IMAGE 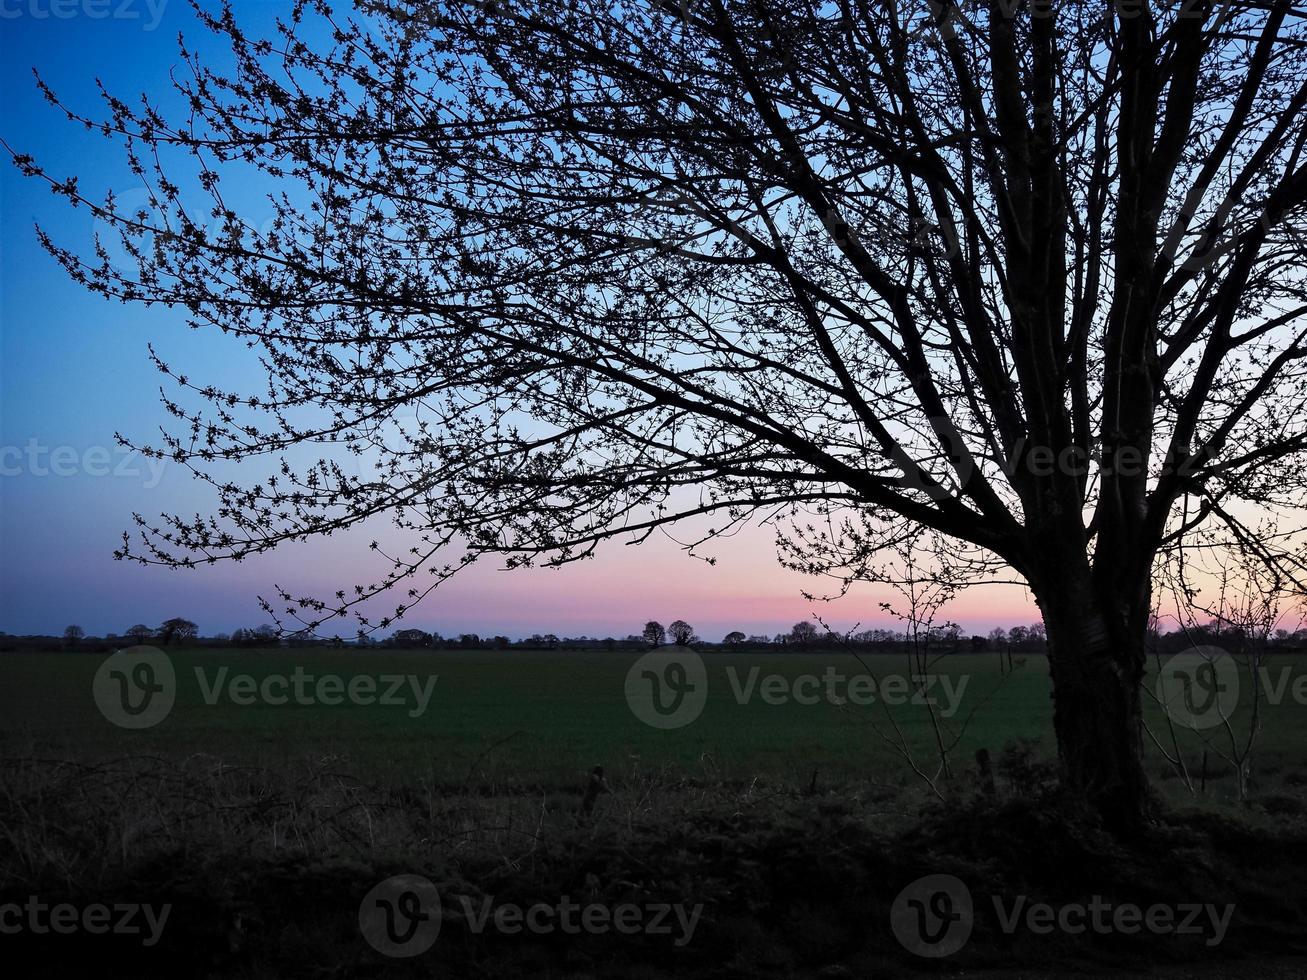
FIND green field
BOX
[4,647,1305,801]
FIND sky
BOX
[0,1,1039,640]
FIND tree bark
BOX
[1034,573,1153,831]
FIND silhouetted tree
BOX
[22,1,1307,825]
[62,625,84,648]
[125,624,153,643]
[642,621,666,647]
[668,620,695,645]
[156,618,197,645]
[723,630,747,645]
[391,628,432,648]
[790,621,819,645]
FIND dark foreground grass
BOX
[1,754,1305,978]
[3,648,1307,976]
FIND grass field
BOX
[3,647,1306,797]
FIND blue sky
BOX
[0,2,1036,639]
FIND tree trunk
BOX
[1035,578,1153,831]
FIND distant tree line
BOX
[4,618,1304,656]
[7,617,212,653]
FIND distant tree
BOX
[668,620,694,645]
[723,631,747,646]
[747,635,771,645]
[988,627,1010,649]
[62,625,84,648]
[391,628,432,647]
[125,624,153,643]
[970,635,987,652]
[157,618,198,645]
[790,621,819,645]
[1008,625,1031,647]
[642,621,666,647]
